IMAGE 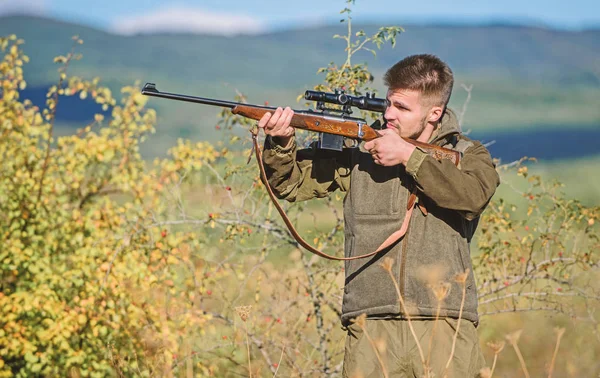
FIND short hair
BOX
[383,54,454,108]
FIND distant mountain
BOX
[2,15,599,89]
[1,15,599,160]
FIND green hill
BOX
[1,15,599,156]
[2,16,599,86]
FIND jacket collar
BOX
[428,108,461,145]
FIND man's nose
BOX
[383,106,394,121]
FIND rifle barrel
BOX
[141,83,275,110]
[141,83,369,122]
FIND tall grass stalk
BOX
[506,330,530,378]
[235,306,253,378]
[426,281,450,370]
[353,315,389,378]
[244,321,252,378]
[547,328,565,378]
[426,301,442,367]
[442,271,469,377]
[381,258,427,372]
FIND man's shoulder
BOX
[440,133,493,160]
[453,134,497,163]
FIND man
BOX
[258,54,500,377]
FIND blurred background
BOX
[1,0,599,203]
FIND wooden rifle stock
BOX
[233,104,461,165]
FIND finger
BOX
[377,128,396,136]
[284,107,294,125]
[364,140,375,151]
[282,107,294,135]
[267,107,284,129]
[273,107,293,134]
[257,112,272,129]
[379,128,396,134]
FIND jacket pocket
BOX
[350,162,402,216]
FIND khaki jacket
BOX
[262,109,500,325]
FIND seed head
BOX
[380,257,394,273]
[234,305,252,322]
[554,327,566,338]
[505,330,522,345]
[431,281,451,302]
[487,340,506,354]
[479,367,492,378]
[454,268,470,284]
[416,264,448,287]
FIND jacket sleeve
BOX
[404,140,500,220]
[262,136,352,202]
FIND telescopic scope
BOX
[304,90,389,113]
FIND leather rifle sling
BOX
[251,131,459,261]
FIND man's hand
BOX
[258,107,295,148]
[364,128,416,166]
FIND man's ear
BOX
[428,105,444,123]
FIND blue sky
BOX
[1,0,599,35]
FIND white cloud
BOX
[111,6,266,36]
[0,0,47,16]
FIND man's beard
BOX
[405,115,429,139]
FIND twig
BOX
[457,83,473,128]
[272,344,286,377]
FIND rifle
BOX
[141,83,460,162]
[141,83,460,261]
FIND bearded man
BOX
[259,54,499,377]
